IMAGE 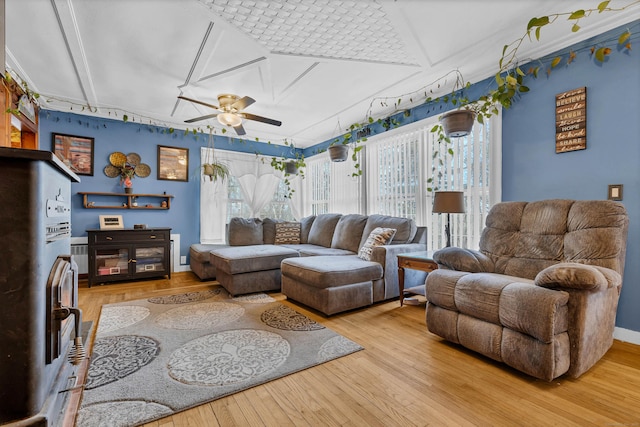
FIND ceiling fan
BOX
[178,93,282,136]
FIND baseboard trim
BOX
[614,326,640,345]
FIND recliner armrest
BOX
[534,262,621,291]
[433,247,494,273]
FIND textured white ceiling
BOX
[5,0,639,148]
[203,0,418,64]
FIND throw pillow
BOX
[358,227,396,261]
[274,222,301,244]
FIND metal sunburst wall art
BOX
[104,152,151,193]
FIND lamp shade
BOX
[433,191,465,214]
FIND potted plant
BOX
[440,109,476,138]
[120,165,135,193]
[328,144,349,162]
[202,162,229,182]
[270,147,306,199]
[284,160,298,175]
[201,128,230,183]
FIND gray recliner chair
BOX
[425,199,628,381]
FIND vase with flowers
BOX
[121,165,135,193]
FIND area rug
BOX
[76,287,363,426]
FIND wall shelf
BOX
[78,191,174,210]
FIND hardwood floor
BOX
[78,272,640,426]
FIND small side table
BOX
[397,251,438,306]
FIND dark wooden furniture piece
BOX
[79,191,174,209]
[87,228,171,287]
[397,250,437,306]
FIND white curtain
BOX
[200,148,282,243]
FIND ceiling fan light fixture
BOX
[218,112,242,127]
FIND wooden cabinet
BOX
[1,78,38,149]
[87,228,171,287]
[78,192,174,209]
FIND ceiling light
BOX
[218,112,242,127]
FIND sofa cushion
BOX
[262,218,283,244]
[331,214,368,252]
[189,243,228,263]
[275,222,301,244]
[210,245,298,275]
[299,247,355,257]
[307,213,342,247]
[228,217,263,246]
[358,227,396,261]
[281,255,382,288]
[299,215,316,244]
[360,215,416,247]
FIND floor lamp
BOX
[433,191,465,247]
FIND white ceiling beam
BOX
[50,0,99,110]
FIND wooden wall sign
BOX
[555,87,586,153]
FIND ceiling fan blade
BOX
[178,95,220,110]
[184,113,219,123]
[231,96,255,111]
[241,113,282,127]
[233,123,246,136]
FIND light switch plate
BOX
[608,184,623,201]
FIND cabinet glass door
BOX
[95,248,129,277]
[135,246,165,274]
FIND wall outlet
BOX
[180,255,187,264]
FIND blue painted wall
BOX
[502,21,640,333]
[39,111,292,263]
[39,20,639,333]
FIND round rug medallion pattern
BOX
[261,304,325,331]
[148,289,222,304]
[317,336,363,363]
[85,335,160,390]
[155,302,244,330]
[77,400,173,427]
[96,306,150,334]
[167,329,290,386]
[232,293,276,304]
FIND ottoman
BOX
[210,245,299,296]
[281,255,383,315]
[189,243,228,280]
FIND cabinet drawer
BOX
[91,231,168,243]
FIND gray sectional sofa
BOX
[190,213,428,314]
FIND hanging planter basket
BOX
[284,161,298,175]
[328,145,349,162]
[202,162,229,182]
[440,110,476,138]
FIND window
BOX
[307,157,330,215]
[366,110,501,250]
[225,177,296,222]
[258,180,295,221]
[303,151,364,217]
[226,176,251,220]
[200,148,297,243]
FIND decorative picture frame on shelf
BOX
[52,133,95,175]
[157,145,189,182]
[99,214,124,230]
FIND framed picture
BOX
[99,215,124,230]
[157,145,189,182]
[52,133,95,176]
